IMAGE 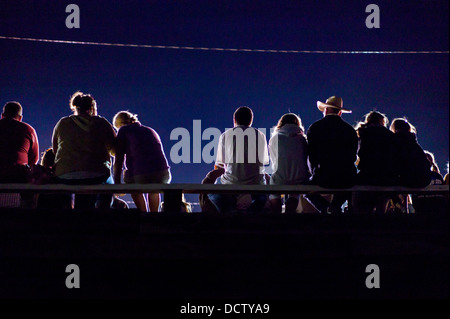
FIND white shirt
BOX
[215,125,269,185]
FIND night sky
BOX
[1,0,448,209]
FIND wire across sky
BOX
[1,35,448,54]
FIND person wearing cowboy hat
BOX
[303,96,358,214]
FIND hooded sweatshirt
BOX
[269,123,310,185]
[52,115,116,177]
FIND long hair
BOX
[424,150,440,174]
[275,113,304,132]
[40,148,55,169]
[355,111,389,137]
[356,110,388,128]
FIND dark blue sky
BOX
[1,1,449,206]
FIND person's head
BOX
[70,91,97,116]
[2,101,23,121]
[356,110,389,130]
[390,118,416,134]
[365,111,388,127]
[276,113,304,132]
[424,150,440,174]
[317,96,351,117]
[40,148,55,169]
[112,111,139,130]
[233,106,253,127]
[324,107,342,116]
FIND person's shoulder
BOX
[9,119,38,134]
[339,117,354,126]
[59,115,72,121]
[374,125,394,135]
[21,121,38,133]
[341,118,357,133]
[395,131,417,144]
[268,130,278,140]
[94,115,111,123]
[141,123,157,133]
[135,123,159,137]
[93,115,114,128]
[55,115,73,125]
[307,117,325,130]
[254,127,267,136]
[298,132,308,142]
[222,127,236,136]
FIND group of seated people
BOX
[201,99,448,215]
[0,93,448,214]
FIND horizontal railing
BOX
[1,183,448,212]
[0,183,448,194]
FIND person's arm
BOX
[306,127,317,172]
[113,131,125,184]
[214,133,225,169]
[28,128,40,165]
[260,131,269,166]
[351,129,359,166]
[268,134,278,172]
[51,121,60,158]
[104,118,117,157]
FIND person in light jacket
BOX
[269,113,310,214]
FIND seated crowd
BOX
[0,93,448,214]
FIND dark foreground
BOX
[0,208,448,300]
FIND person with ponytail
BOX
[52,91,116,210]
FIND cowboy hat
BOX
[317,96,352,113]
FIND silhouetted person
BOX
[390,118,431,187]
[52,91,116,210]
[208,106,269,214]
[388,118,430,214]
[268,113,310,214]
[112,110,171,213]
[304,96,358,214]
[31,148,72,210]
[0,101,39,208]
[353,111,396,214]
